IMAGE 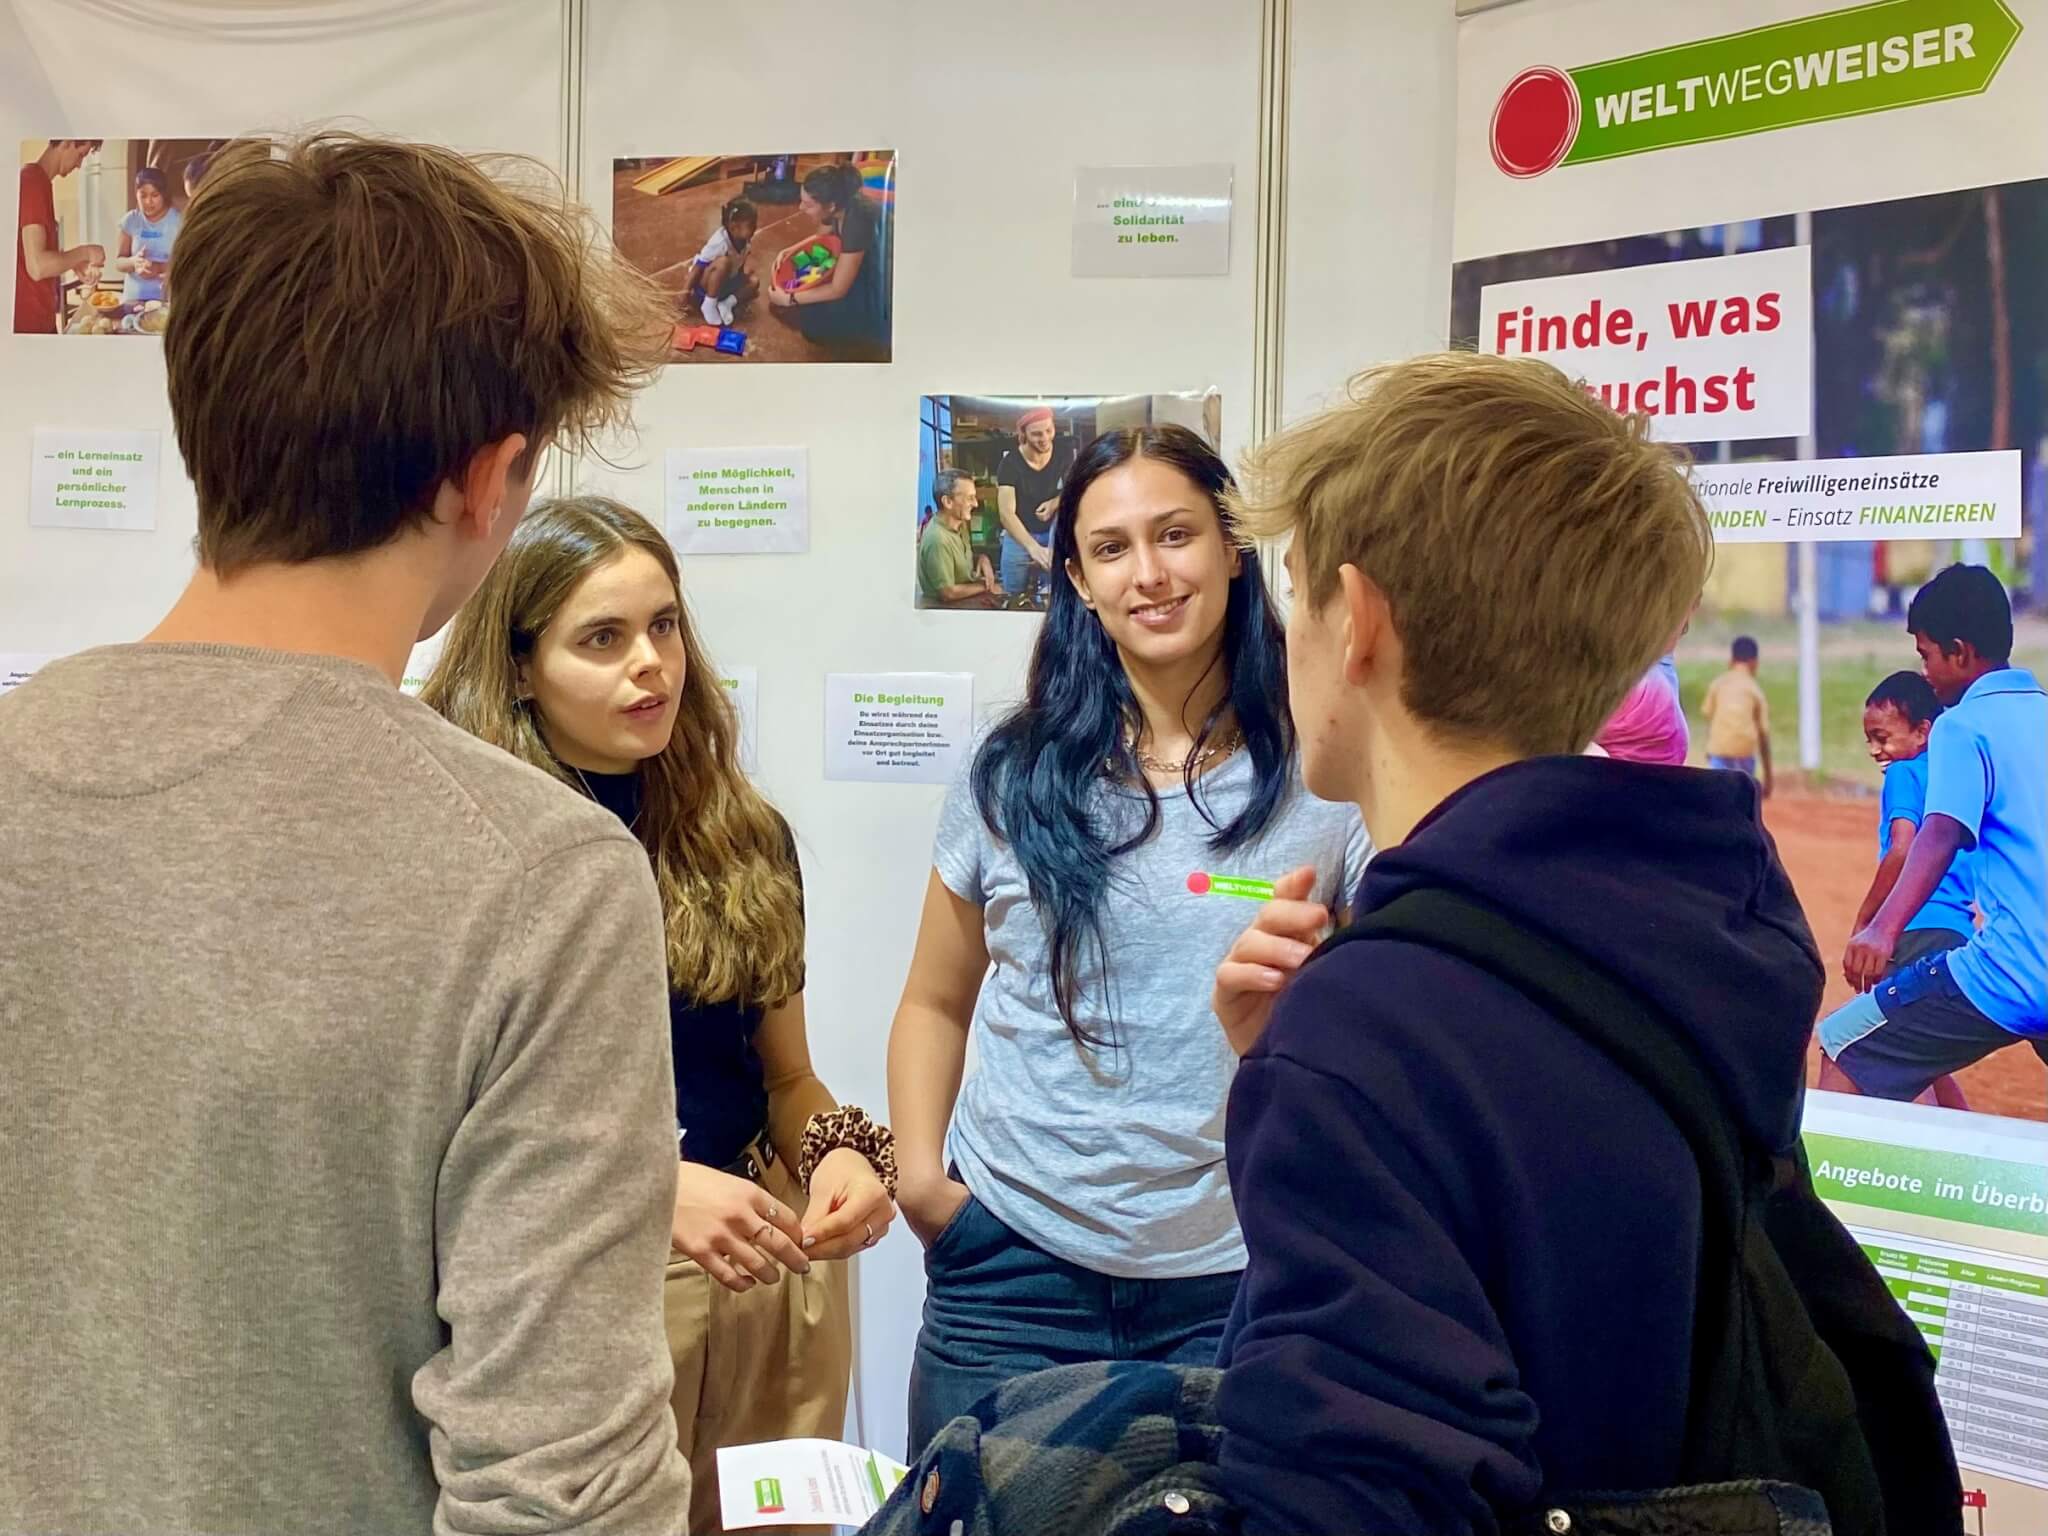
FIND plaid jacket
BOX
[859,1361,1833,1536]
[864,1361,1235,1536]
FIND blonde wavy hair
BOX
[422,497,805,1008]
[1231,352,1712,758]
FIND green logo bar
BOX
[1804,1131,2048,1237]
[1187,871,1276,901]
[753,1477,784,1513]
[1492,1,2022,177]
[864,1453,888,1503]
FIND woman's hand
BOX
[768,286,795,310]
[898,1168,971,1249]
[800,1147,897,1260]
[671,1161,811,1293]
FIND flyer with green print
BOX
[715,1438,910,1529]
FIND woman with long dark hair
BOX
[423,497,895,1534]
[886,425,1369,1453]
[764,162,889,359]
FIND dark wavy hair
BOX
[971,424,1294,1048]
[801,163,861,210]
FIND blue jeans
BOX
[906,1192,1241,1458]
[1708,755,1757,776]
[999,533,1048,602]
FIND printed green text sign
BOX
[1804,1132,2048,1238]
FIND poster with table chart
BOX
[1861,1228,2048,1490]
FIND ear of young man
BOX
[1336,563,1386,687]
[452,433,533,543]
[415,433,534,644]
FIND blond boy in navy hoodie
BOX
[1210,354,1821,1535]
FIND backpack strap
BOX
[1320,886,1757,1476]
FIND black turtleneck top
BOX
[579,769,801,1169]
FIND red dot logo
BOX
[1491,66,1580,179]
[1187,871,1212,896]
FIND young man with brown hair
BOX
[15,138,106,333]
[0,134,686,1532]
[1209,354,1831,1533]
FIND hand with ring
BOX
[799,1146,897,1260]
[670,1162,811,1293]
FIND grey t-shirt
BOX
[937,746,1370,1278]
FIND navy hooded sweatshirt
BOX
[1215,755,1823,1536]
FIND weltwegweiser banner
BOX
[1457,3,2046,1528]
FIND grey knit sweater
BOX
[0,644,690,1534]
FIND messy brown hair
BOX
[422,497,805,1009]
[1232,352,1712,758]
[165,132,670,575]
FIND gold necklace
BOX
[1120,726,1243,778]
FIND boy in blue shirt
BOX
[1819,671,1974,1104]
[1820,565,2048,1100]
[1854,671,1975,958]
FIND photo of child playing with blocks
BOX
[611,149,895,365]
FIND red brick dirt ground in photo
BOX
[1764,789,2045,1123]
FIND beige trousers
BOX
[665,1150,853,1536]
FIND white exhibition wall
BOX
[572,0,1267,1456]
[1,0,1461,1465]
[1281,0,1457,420]
[0,0,566,654]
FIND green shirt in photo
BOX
[918,516,975,600]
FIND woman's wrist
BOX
[797,1106,898,1197]
[673,1158,732,1196]
[813,1144,874,1179]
